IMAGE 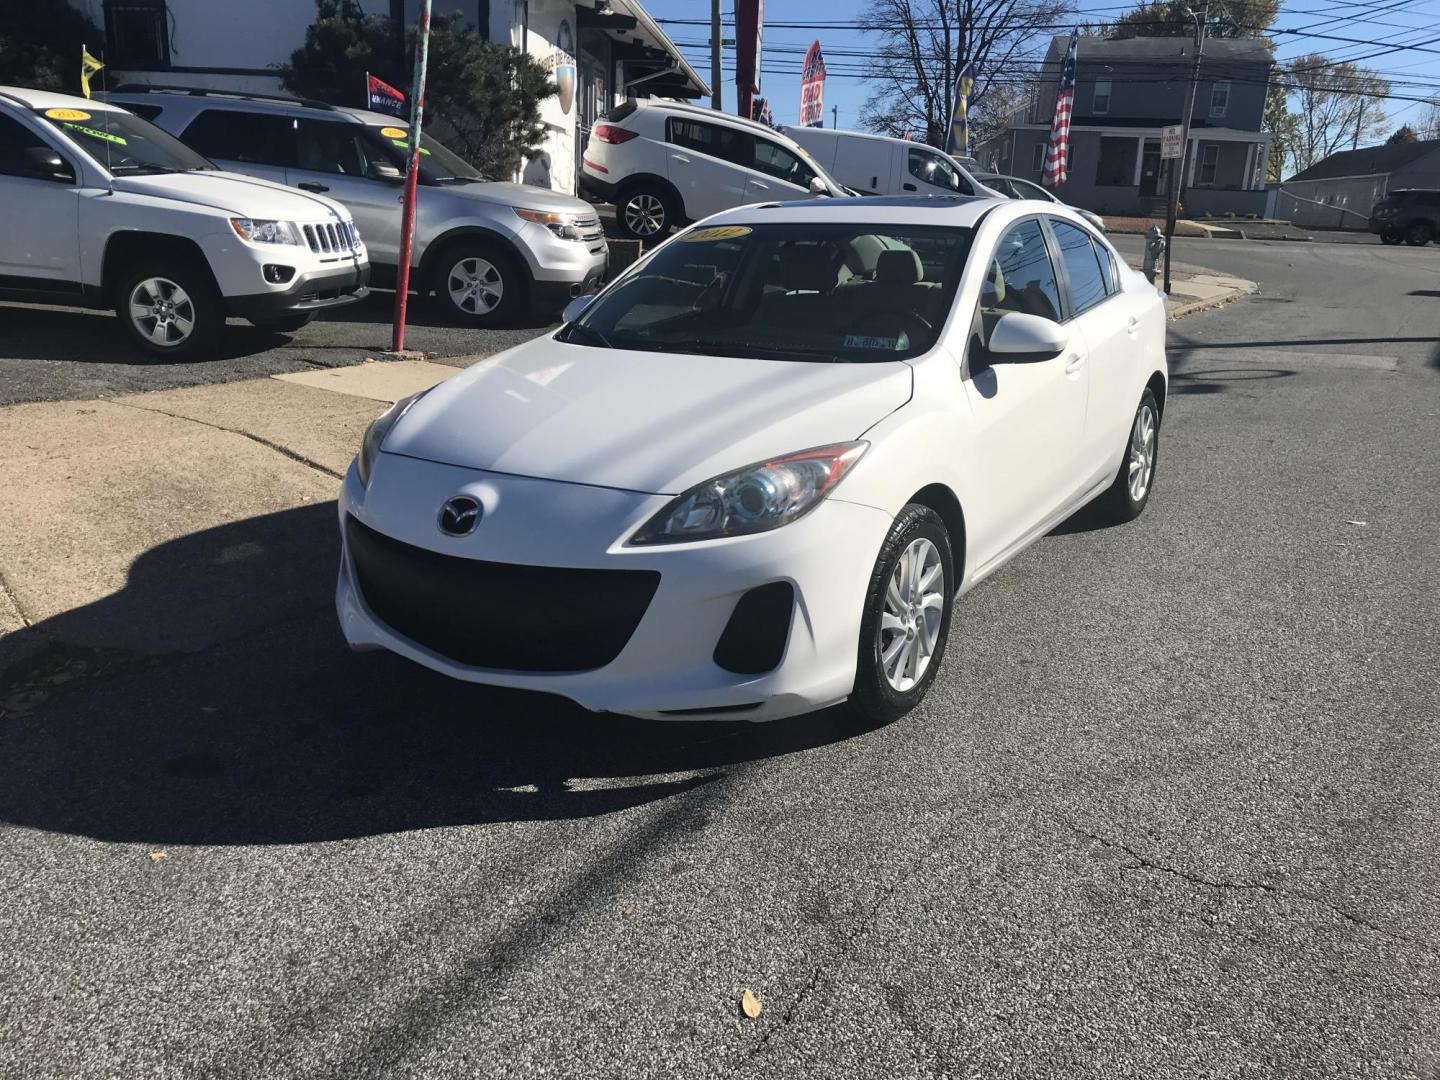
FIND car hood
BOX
[383,337,913,495]
[110,170,351,219]
[437,179,598,216]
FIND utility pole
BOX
[1164,0,1206,296]
[390,0,432,354]
[1352,97,1365,150]
[710,0,722,111]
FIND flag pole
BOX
[390,1,432,354]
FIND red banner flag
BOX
[366,72,406,117]
[799,41,826,127]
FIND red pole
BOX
[390,0,432,353]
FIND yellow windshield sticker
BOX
[679,225,753,242]
[390,139,430,154]
[45,107,91,121]
[63,122,127,145]
[380,126,407,138]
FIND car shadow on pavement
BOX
[331,289,560,332]
[0,302,301,365]
[0,502,874,847]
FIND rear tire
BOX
[616,184,676,242]
[249,312,315,334]
[1404,221,1432,247]
[1379,231,1402,246]
[431,242,524,325]
[115,259,224,360]
[1093,389,1160,525]
[849,504,955,726]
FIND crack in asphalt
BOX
[1047,811,1431,949]
[103,398,345,480]
[0,567,31,628]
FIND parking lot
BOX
[2,234,1438,1079]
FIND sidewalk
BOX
[1126,257,1257,319]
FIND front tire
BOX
[432,243,523,325]
[115,260,224,359]
[1404,221,1432,247]
[1093,389,1160,524]
[850,504,955,726]
[616,184,676,241]
[1379,231,1402,246]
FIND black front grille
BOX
[345,515,659,673]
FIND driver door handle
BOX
[299,181,329,193]
[1126,315,1141,336]
[902,182,917,191]
[672,153,690,164]
[1064,353,1085,375]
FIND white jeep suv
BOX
[0,86,368,357]
[580,100,847,240]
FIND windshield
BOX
[363,124,486,182]
[34,107,215,174]
[562,222,972,363]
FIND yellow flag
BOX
[80,47,104,100]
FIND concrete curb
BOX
[1167,275,1258,320]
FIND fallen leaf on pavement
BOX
[741,989,763,1019]
[1345,520,1367,526]
[621,905,636,916]
[149,850,168,862]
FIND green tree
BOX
[1263,79,1298,180]
[1108,0,1280,38]
[278,1,554,179]
[0,0,105,93]
[1386,125,1417,144]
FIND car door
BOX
[175,108,295,185]
[291,118,402,265]
[664,117,752,220]
[744,135,820,204]
[0,111,81,286]
[961,217,1091,568]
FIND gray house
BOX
[978,34,1275,217]
[1277,140,1440,230]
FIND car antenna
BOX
[86,42,115,195]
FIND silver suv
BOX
[108,87,608,324]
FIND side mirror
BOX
[562,292,597,324]
[23,147,74,183]
[809,176,829,196]
[367,161,403,181]
[985,311,1068,362]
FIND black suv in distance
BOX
[1369,189,1440,246]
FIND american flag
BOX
[1042,32,1078,188]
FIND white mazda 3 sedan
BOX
[337,196,1167,723]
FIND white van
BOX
[780,127,999,200]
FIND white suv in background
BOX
[579,100,846,240]
[0,86,368,357]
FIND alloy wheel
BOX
[623,193,665,237]
[1128,402,1157,502]
[447,257,504,315]
[878,537,946,693]
[128,277,196,348]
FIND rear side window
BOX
[666,117,753,168]
[0,113,53,177]
[123,103,164,122]
[1050,220,1109,315]
[181,109,294,167]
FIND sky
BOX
[642,0,1440,134]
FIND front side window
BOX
[1210,81,1230,118]
[182,110,295,167]
[0,113,58,178]
[1050,220,1109,315]
[35,107,213,174]
[1198,143,1220,185]
[908,148,962,191]
[981,219,1063,324]
[1093,79,1112,115]
[562,223,973,363]
[361,124,485,183]
[294,119,369,175]
[753,138,815,188]
[666,118,753,168]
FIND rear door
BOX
[175,108,294,185]
[0,111,80,286]
[291,118,402,265]
[664,117,753,220]
[744,135,821,204]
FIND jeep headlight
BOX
[229,218,302,245]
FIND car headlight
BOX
[514,207,585,241]
[631,442,868,545]
[229,217,302,245]
[357,390,429,487]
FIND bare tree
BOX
[1288,53,1391,171]
[858,0,1072,148]
[1418,98,1440,141]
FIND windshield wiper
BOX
[111,164,183,175]
[621,338,845,363]
[562,323,613,349]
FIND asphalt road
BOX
[3,238,1439,1078]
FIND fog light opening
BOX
[263,264,296,284]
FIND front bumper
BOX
[335,454,893,721]
[228,263,371,319]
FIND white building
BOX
[69,0,708,195]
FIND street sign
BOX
[1161,124,1184,160]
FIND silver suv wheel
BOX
[128,277,196,348]
[446,256,504,316]
[623,193,666,237]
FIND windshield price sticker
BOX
[390,139,430,154]
[380,126,408,138]
[844,334,899,350]
[46,107,92,121]
[63,122,127,145]
[680,226,753,242]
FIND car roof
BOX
[0,85,127,112]
[102,85,369,122]
[696,194,1011,228]
[635,98,791,138]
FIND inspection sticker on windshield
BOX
[844,334,899,350]
[63,122,127,145]
[380,126,408,138]
[46,107,91,121]
[680,226,752,242]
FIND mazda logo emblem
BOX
[438,495,482,536]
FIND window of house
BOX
[1210,81,1230,118]
[1094,136,1137,186]
[181,110,296,168]
[1031,142,1045,175]
[666,118,753,168]
[1093,79,1112,116]
[1050,220,1109,315]
[104,0,170,69]
[1198,143,1220,185]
